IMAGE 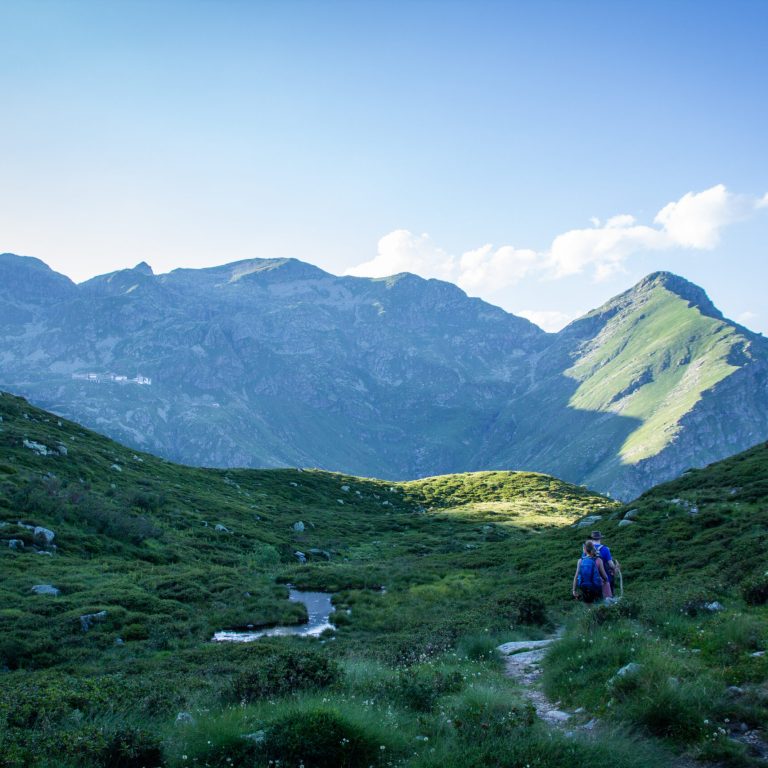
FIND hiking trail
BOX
[497,636,595,729]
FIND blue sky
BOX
[1,0,766,331]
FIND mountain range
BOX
[1,251,767,499]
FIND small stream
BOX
[213,589,335,642]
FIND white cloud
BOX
[516,309,576,332]
[458,244,539,293]
[654,184,754,249]
[346,184,768,309]
[346,229,455,282]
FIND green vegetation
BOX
[1,391,766,766]
[567,282,745,464]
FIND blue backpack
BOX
[578,557,603,590]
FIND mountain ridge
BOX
[0,251,766,499]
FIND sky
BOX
[1,0,767,332]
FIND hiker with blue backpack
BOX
[572,540,609,603]
[590,530,620,598]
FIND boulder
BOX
[609,662,642,684]
[340,485,350,492]
[623,508,639,521]
[33,526,55,546]
[175,712,195,726]
[576,515,602,529]
[79,610,108,632]
[308,548,331,561]
[214,524,230,533]
[23,439,50,456]
[618,519,634,527]
[110,463,122,472]
[704,601,724,612]
[294,551,307,564]
[243,730,266,744]
[8,539,24,550]
[56,443,68,456]
[31,584,60,596]
[292,521,305,533]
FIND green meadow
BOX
[1,391,766,767]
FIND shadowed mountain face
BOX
[1,252,767,498]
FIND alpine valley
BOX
[1,252,767,500]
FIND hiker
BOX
[572,540,608,603]
[590,530,619,598]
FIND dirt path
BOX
[497,638,590,728]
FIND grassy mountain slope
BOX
[477,272,768,498]
[540,441,768,765]
[1,393,767,767]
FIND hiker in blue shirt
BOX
[572,540,608,603]
[590,530,619,597]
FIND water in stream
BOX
[213,589,335,642]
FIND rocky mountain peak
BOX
[631,271,724,320]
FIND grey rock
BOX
[704,601,724,612]
[33,526,55,546]
[56,443,68,456]
[582,718,599,730]
[243,730,266,744]
[341,485,350,492]
[623,508,639,520]
[31,584,60,596]
[751,650,765,658]
[292,521,305,533]
[618,519,634,527]
[175,712,195,725]
[308,548,331,561]
[110,463,121,472]
[23,438,50,456]
[214,524,230,533]
[294,551,307,564]
[337,499,344,505]
[37,550,53,556]
[497,639,554,654]
[576,515,603,529]
[8,539,24,550]
[115,638,125,645]
[543,710,571,723]
[609,662,643,684]
[728,686,744,695]
[79,610,108,632]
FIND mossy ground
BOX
[1,391,766,766]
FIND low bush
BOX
[742,572,768,606]
[229,645,339,702]
[390,664,463,711]
[449,684,534,740]
[265,706,387,768]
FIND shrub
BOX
[391,664,463,711]
[230,645,339,702]
[742,573,768,606]
[57,723,164,768]
[450,685,535,741]
[456,632,499,661]
[265,706,384,768]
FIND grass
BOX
[1,391,767,766]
